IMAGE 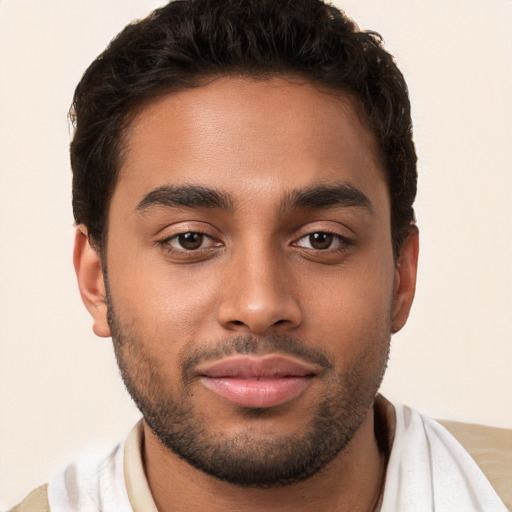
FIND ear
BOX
[391,227,419,334]
[73,226,111,338]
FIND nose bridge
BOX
[217,236,302,333]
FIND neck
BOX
[143,404,388,512]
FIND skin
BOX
[74,77,418,512]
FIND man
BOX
[8,1,509,511]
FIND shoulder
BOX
[437,418,512,511]
[381,402,510,511]
[46,442,131,512]
[6,428,139,512]
[7,484,50,512]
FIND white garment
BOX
[47,403,508,512]
[48,442,133,512]
[379,404,507,512]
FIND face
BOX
[76,77,418,487]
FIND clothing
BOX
[380,404,509,511]
[9,399,510,512]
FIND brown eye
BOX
[177,232,204,250]
[309,232,333,250]
[161,230,222,257]
[294,231,351,252]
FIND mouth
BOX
[196,355,319,408]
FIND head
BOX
[73,0,418,489]
[71,0,416,257]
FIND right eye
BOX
[163,232,221,252]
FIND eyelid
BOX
[154,221,224,258]
[291,220,354,241]
[153,219,220,240]
[160,231,222,250]
[293,231,352,250]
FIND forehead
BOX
[115,76,387,209]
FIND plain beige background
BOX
[1,0,511,507]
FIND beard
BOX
[107,293,390,488]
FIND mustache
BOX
[181,334,334,381]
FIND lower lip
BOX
[200,376,313,408]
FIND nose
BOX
[217,245,303,335]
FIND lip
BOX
[196,355,319,408]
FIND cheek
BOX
[107,255,220,345]
[298,252,395,350]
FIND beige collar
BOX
[123,420,159,512]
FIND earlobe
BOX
[391,227,419,334]
[73,226,111,338]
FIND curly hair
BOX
[70,0,417,256]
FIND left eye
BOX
[294,232,347,250]
[167,232,216,251]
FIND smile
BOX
[197,355,318,408]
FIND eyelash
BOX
[293,231,353,252]
[158,230,352,256]
[158,231,220,254]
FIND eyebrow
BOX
[136,185,234,212]
[281,183,373,214]
[135,182,373,215]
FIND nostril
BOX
[219,296,303,333]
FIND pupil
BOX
[310,232,332,250]
[179,232,203,250]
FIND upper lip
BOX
[196,355,321,379]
